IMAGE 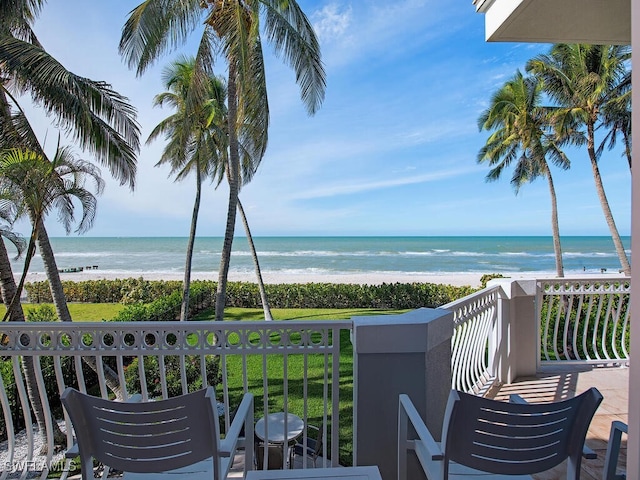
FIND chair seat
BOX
[292,441,317,457]
[419,443,532,479]
[124,458,231,480]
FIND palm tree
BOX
[0,196,67,450]
[1,0,139,318]
[119,0,326,320]
[0,147,124,401]
[527,44,631,275]
[0,145,105,314]
[150,56,274,320]
[237,197,273,320]
[148,56,227,321]
[478,71,570,277]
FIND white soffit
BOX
[474,0,630,45]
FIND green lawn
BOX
[0,303,125,321]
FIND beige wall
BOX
[629,2,639,476]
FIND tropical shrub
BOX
[125,354,221,397]
[25,304,58,322]
[24,279,476,311]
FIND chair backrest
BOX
[441,387,603,478]
[61,386,222,478]
[301,423,323,458]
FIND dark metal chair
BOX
[603,420,627,480]
[61,386,253,480]
[398,387,602,479]
[290,423,323,468]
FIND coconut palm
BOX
[1,0,139,318]
[0,145,105,320]
[120,0,325,320]
[148,56,227,321]
[150,56,274,320]
[526,44,631,275]
[0,192,68,450]
[478,71,570,277]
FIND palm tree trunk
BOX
[33,218,72,322]
[545,168,564,277]
[587,123,631,275]
[237,199,273,320]
[215,63,240,321]
[35,218,123,398]
[181,168,202,321]
[0,238,66,451]
[623,131,632,171]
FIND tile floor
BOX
[233,364,629,479]
[489,364,628,480]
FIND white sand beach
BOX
[20,271,550,288]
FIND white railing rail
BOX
[0,320,351,479]
[536,278,631,366]
[442,285,500,395]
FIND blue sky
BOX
[18,0,631,237]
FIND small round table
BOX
[255,412,304,444]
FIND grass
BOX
[0,303,125,321]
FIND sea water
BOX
[9,236,631,278]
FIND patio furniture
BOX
[255,412,305,469]
[255,412,305,444]
[61,386,253,480]
[604,420,627,480]
[398,387,603,479]
[246,465,382,479]
[255,441,285,470]
[290,423,324,468]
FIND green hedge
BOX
[24,279,477,310]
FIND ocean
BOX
[9,236,631,278]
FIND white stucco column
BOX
[628,2,639,476]
[351,308,453,480]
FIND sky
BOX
[16,0,632,238]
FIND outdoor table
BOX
[255,412,305,444]
[245,465,382,480]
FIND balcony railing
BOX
[442,276,630,397]
[444,285,500,395]
[0,321,350,479]
[0,275,628,479]
[537,277,630,365]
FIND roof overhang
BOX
[473,0,630,45]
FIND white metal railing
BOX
[537,278,631,366]
[0,321,351,479]
[442,285,500,395]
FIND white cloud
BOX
[291,168,470,199]
[311,4,352,43]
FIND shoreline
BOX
[18,271,591,288]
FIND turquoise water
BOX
[11,236,631,277]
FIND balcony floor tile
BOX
[489,365,628,480]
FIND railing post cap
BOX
[351,308,453,353]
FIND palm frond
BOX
[0,36,140,188]
[119,0,205,76]
[260,0,326,115]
